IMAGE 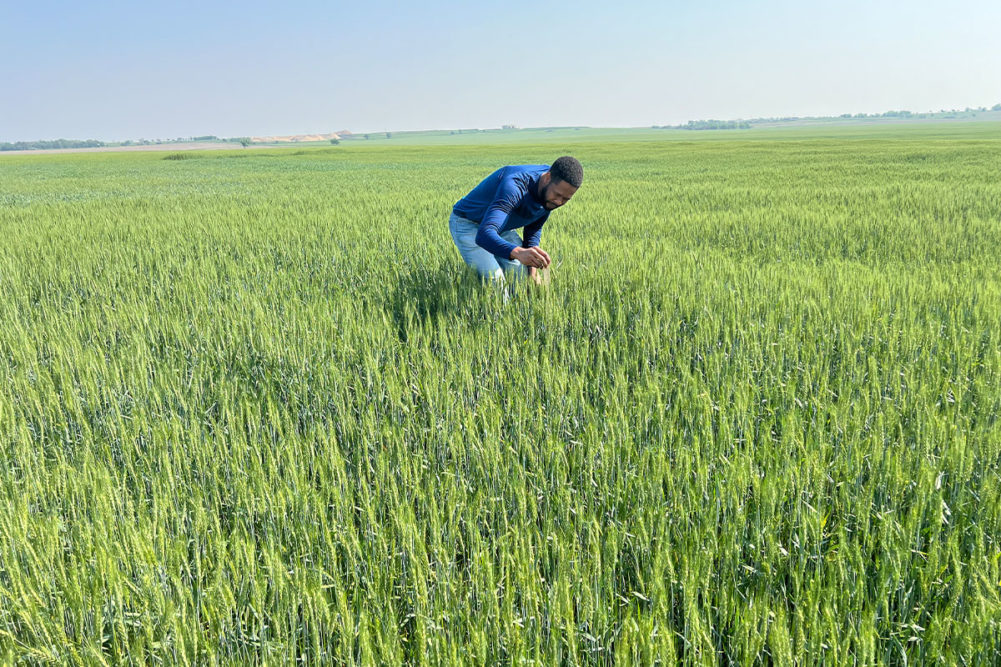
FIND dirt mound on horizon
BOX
[251,132,345,143]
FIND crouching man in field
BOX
[450,156,582,285]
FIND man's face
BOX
[540,174,578,210]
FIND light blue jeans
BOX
[449,212,527,282]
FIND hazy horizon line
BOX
[4,102,1001,145]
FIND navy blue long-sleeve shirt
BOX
[452,165,550,258]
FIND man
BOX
[450,156,583,284]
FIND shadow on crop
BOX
[388,262,483,343]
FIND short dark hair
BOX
[550,156,583,188]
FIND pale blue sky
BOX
[2,0,999,141]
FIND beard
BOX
[541,183,559,209]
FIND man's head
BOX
[539,156,583,210]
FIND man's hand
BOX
[511,246,551,269]
[528,266,551,286]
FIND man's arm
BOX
[521,216,547,248]
[523,215,551,275]
[474,175,522,258]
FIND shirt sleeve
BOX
[474,172,524,258]
[521,215,548,248]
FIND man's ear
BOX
[540,172,551,187]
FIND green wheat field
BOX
[1,124,1000,664]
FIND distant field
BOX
[5,114,1001,155]
[1,125,1000,664]
[262,116,1001,147]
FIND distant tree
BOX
[385,132,392,139]
[330,138,340,145]
[238,137,251,148]
[993,104,1001,111]
[675,119,751,130]
[1,138,105,151]
[364,134,370,140]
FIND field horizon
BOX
[4,112,1001,155]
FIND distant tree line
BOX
[0,135,249,151]
[654,120,751,130]
[836,108,998,119]
[1,138,105,151]
[656,104,1001,131]
[804,106,1001,121]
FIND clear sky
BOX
[2,0,999,142]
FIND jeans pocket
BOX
[450,214,478,239]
